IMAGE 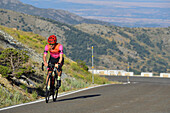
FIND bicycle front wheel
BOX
[53,87,58,102]
[45,77,50,103]
[52,75,58,102]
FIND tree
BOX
[0,48,29,77]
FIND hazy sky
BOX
[21,0,170,8]
[19,0,170,27]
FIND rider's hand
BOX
[44,62,48,67]
[55,63,61,69]
[55,64,58,68]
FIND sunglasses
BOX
[49,43,55,45]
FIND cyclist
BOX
[43,35,64,90]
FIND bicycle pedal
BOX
[49,91,53,95]
[50,88,53,92]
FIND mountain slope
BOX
[75,24,170,74]
[0,0,111,26]
[0,9,169,74]
[0,25,109,108]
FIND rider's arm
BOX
[43,45,49,66]
[58,44,63,64]
[58,54,63,64]
[43,54,48,66]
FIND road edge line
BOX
[0,84,111,111]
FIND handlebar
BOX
[42,62,61,72]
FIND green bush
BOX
[71,63,80,71]
[64,59,70,65]
[0,48,29,78]
[20,84,27,90]
[32,91,38,99]
[76,60,89,71]
[0,65,11,77]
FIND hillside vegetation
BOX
[75,24,170,74]
[0,25,109,108]
[0,9,170,75]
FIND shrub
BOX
[0,48,29,78]
[32,91,38,99]
[20,84,27,90]
[0,65,11,77]
[76,60,89,71]
[71,63,80,71]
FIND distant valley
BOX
[18,0,170,27]
[0,0,111,26]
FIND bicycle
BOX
[42,62,60,103]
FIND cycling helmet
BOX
[48,35,57,44]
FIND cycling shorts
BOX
[48,56,64,71]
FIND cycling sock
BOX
[57,76,61,80]
[47,85,50,90]
[56,80,61,88]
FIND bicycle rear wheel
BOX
[45,77,50,103]
[53,87,58,102]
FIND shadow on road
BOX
[56,94,101,102]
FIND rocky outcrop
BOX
[0,30,42,63]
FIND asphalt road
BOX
[1,77,170,113]
[100,75,170,84]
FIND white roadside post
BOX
[92,46,94,84]
[127,62,130,83]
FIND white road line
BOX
[0,84,111,111]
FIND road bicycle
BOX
[42,62,60,103]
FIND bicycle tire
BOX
[53,87,58,102]
[52,75,56,101]
[52,72,58,102]
[45,76,50,103]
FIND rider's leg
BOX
[56,70,62,88]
